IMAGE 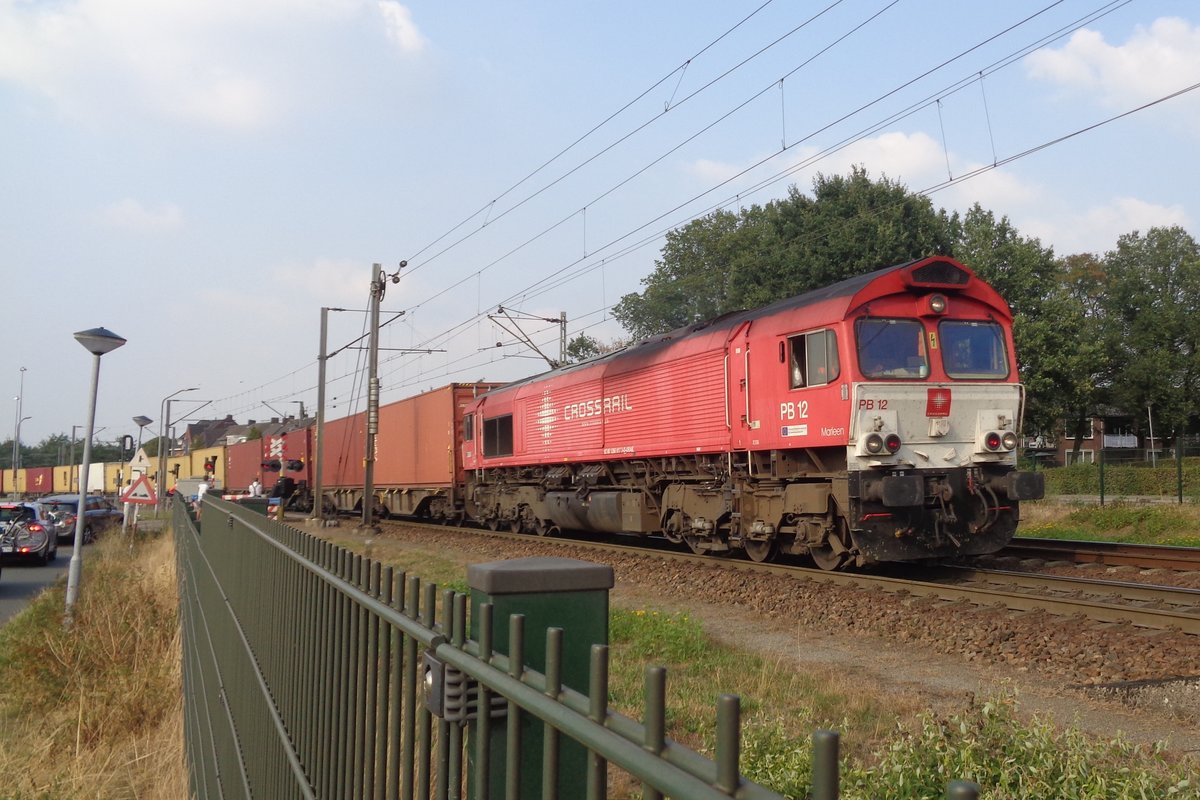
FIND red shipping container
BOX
[25,467,54,496]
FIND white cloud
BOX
[684,158,743,184]
[1021,197,1191,255]
[1025,17,1200,109]
[272,259,368,308]
[377,1,426,53]
[0,0,426,131]
[100,198,184,232]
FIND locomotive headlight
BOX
[928,294,948,314]
[984,431,1002,451]
[1001,431,1018,451]
[864,433,885,454]
[884,434,902,454]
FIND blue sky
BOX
[3,0,1198,449]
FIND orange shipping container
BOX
[322,383,498,491]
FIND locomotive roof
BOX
[483,256,1004,397]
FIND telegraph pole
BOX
[361,264,382,530]
[311,306,333,524]
[560,311,567,365]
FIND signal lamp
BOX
[985,432,1002,451]
[864,433,885,454]
[1001,432,1018,451]
[884,434,902,454]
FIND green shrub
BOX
[1042,458,1200,497]
[843,698,1192,799]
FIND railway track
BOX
[360,519,1200,636]
[1000,537,1200,571]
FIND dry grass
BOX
[0,531,187,799]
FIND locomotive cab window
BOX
[939,320,1009,379]
[786,329,840,389]
[856,318,928,379]
[482,414,513,458]
[463,413,474,442]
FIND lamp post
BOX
[15,416,30,478]
[65,327,126,622]
[132,415,153,473]
[68,424,106,492]
[158,387,198,511]
[11,367,25,477]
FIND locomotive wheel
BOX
[744,539,777,563]
[809,543,846,571]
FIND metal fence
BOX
[175,496,982,799]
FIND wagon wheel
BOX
[743,538,777,563]
[685,533,731,557]
[485,517,501,531]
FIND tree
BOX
[732,167,953,309]
[612,167,953,338]
[612,209,748,340]
[1055,252,1114,454]
[246,426,263,441]
[1100,226,1200,434]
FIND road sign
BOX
[121,474,158,505]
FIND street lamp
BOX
[11,367,25,479]
[158,387,198,511]
[65,327,126,621]
[15,415,30,475]
[132,415,153,473]
[68,424,106,492]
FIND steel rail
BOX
[1003,537,1200,571]
[371,519,1200,636]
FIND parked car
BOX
[40,494,122,544]
[0,502,59,564]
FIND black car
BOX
[41,494,122,544]
[0,502,59,565]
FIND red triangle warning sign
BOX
[121,474,158,505]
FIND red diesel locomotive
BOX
[459,256,1044,568]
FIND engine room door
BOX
[728,322,754,450]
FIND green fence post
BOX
[811,729,839,800]
[1177,433,1184,504]
[467,557,614,800]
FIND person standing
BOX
[194,478,209,517]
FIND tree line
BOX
[1,433,126,470]
[584,166,1198,445]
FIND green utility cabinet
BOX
[467,556,614,800]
